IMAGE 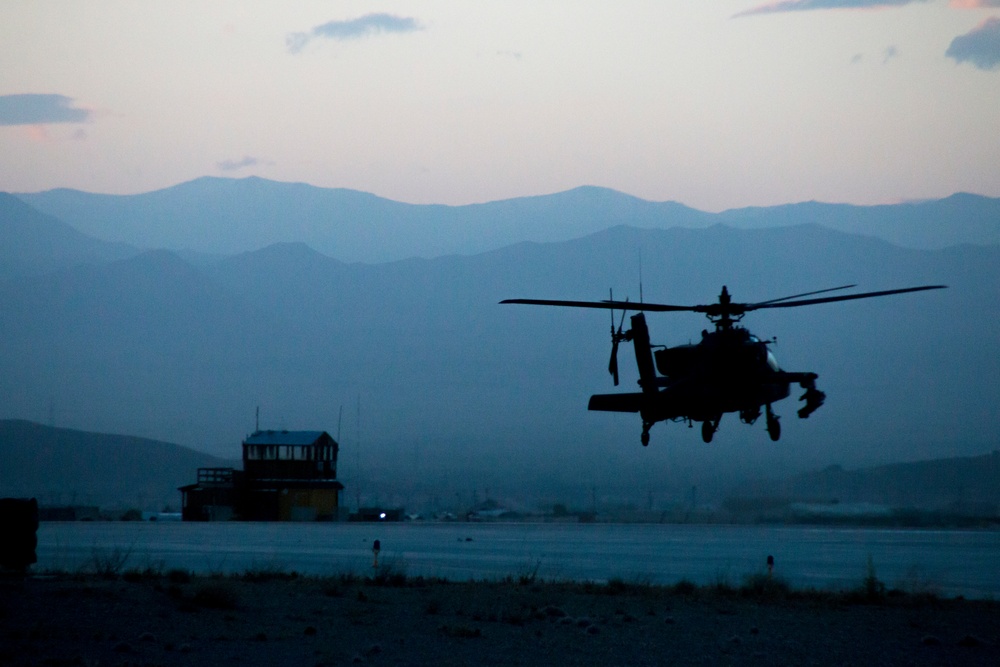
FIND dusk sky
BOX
[2,1,999,211]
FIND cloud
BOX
[0,94,91,126]
[216,156,260,172]
[735,0,929,16]
[949,1,1000,8]
[946,16,1000,69]
[287,13,421,53]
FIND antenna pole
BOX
[255,405,259,433]
[356,394,362,481]
[638,250,644,304]
[337,405,343,442]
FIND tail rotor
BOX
[608,290,629,386]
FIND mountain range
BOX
[14,177,1000,262]
[0,192,135,279]
[0,419,236,510]
[769,451,1000,512]
[2,419,994,516]
[2,177,998,508]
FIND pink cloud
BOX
[21,125,51,142]
[735,0,928,17]
[949,1,1000,8]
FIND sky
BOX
[1,1,999,212]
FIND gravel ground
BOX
[2,572,998,666]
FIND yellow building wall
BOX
[277,488,340,521]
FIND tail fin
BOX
[630,313,659,394]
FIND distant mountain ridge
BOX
[718,193,1000,251]
[0,192,136,278]
[2,418,994,514]
[0,419,237,510]
[3,179,998,506]
[1,220,996,506]
[748,451,1000,512]
[13,177,999,263]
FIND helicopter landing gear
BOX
[701,419,718,443]
[766,404,781,441]
[641,421,652,446]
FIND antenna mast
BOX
[355,394,362,511]
[638,249,644,304]
[337,404,343,442]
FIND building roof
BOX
[243,430,334,446]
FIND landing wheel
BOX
[641,430,650,447]
[701,420,715,443]
[766,406,781,441]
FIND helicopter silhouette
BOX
[502,283,946,446]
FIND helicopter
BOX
[501,283,946,446]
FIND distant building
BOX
[179,430,344,521]
[36,505,101,521]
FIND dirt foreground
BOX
[2,572,998,666]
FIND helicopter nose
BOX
[767,350,780,372]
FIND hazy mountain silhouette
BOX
[1,223,996,508]
[0,249,275,450]
[15,178,997,263]
[717,193,1000,250]
[0,419,236,510]
[3,418,991,514]
[0,420,988,514]
[0,193,136,278]
[775,451,1000,511]
[13,178,708,262]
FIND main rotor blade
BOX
[500,298,695,312]
[751,284,857,307]
[750,285,946,310]
[503,284,946,315]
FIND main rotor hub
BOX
[702,286,746,331]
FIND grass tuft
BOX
[517,560,541,585]
[739,572,791,599]
[671,579,697,596]
[856,554,887,603]
[368,556,408,587]
[167,568,192,584]
[85,546,133,579]
[241,560,296,582]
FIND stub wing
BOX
[588,392,645,413]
